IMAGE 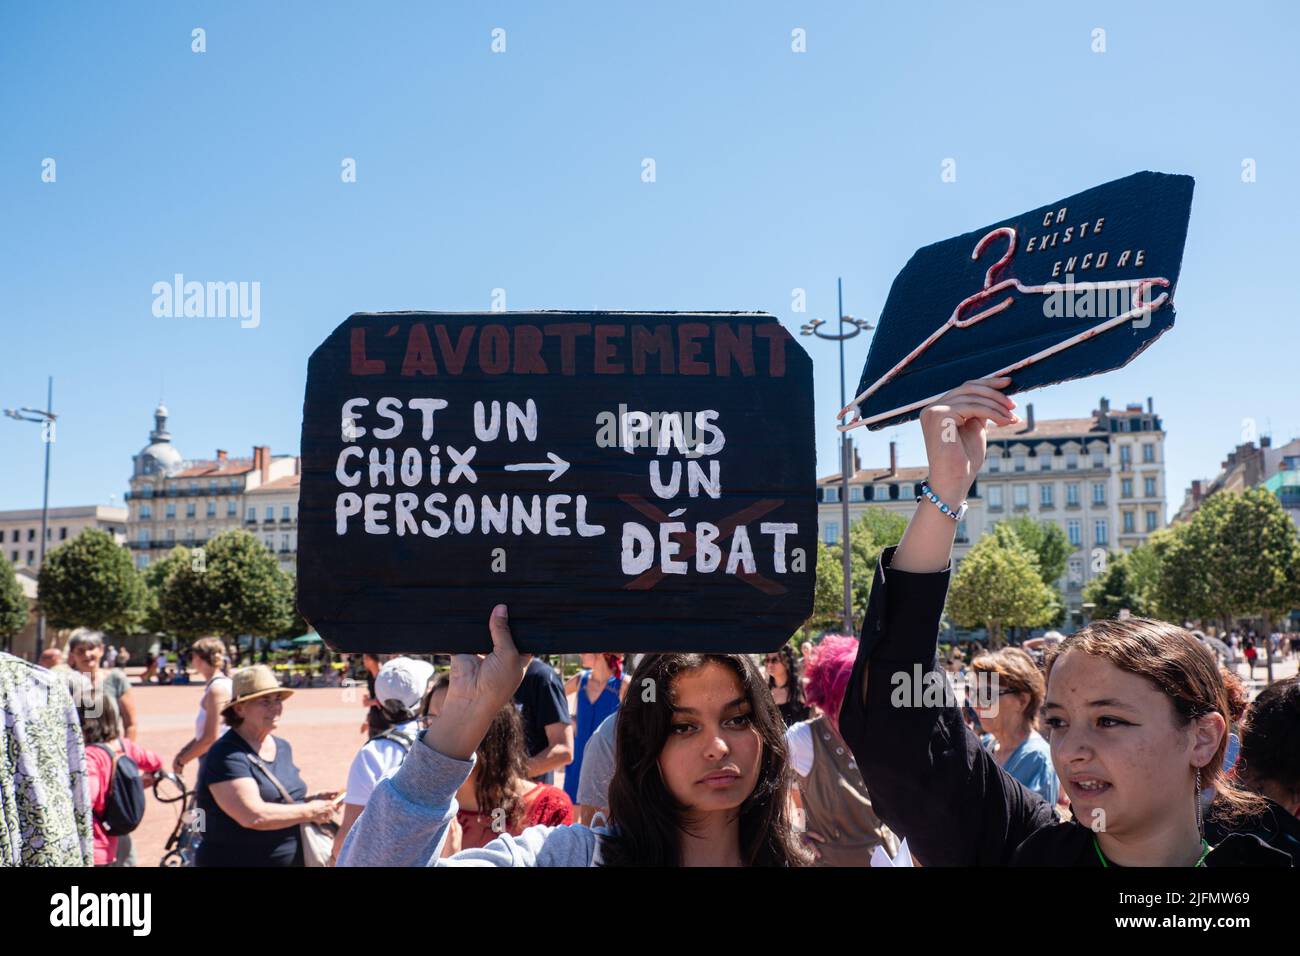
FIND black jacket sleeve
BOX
[837,546,1057,865]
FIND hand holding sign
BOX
[427,604,531,761]
[921,377,1018,503]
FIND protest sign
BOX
[297,312,816,654]
[840,171,1194,431]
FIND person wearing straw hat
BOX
[194,665,341,866]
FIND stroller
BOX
[154,771,203,867]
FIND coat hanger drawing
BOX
[836,225,1172,431]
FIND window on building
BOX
[1067,452,1079,470]
[1067,519,1082,546]
[186,503,196,518]
[26,549,34,564]
[1040,484,1053,506]
[825,523,839,545]
[1121,478,1133,498]
[27,528,35,541]
[139,555,150,568]
[1040,455,1051,471]
[1144,476,1157,497]
[141,504,151,519]
[165,528,175,542]
[185,529,195,543]
[1066,482,1080,506]
[823,487,839,504]
[209,480,218,494]
[864,485,875,501]
[1014,454,1026,472]
[1142,444,1155,463]
[1120,446,1132,468]
[1013,484,1029,508]
[9,550,17,563]
[204,502,214,517]
[849,486,862,502]
[956,519,969,543]
[281,534,289,551]
[227,501,237,516]
[889,484,900,500]
[1091,450,1105,468]
[1146,511,1159,532]
[1123,511,1135,534]
[265,506,275,522]
[246,507,256,522]
[1092,482,1106,505]
[988,456,1001,473]
[138,529,150,543]
[59,527,67,540]
[165,502,176,518]
[189,482,198,495]
[988,485,1003,508]
[1095,519,1108,546]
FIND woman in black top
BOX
[766,644,809,726]
[838,377,1290,867]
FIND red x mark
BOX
[617,494,787,595]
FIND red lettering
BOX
[513,324,548,374]
[543,323,591,375]
[400,323,439,376]
[631,325,674,375]
[478,324,510,374]
[350,327,385,375]
[434,325,475,375]
[678,323,709,375]
[594,324,625,374]
[756,324,787,377]
[713,323,754,377]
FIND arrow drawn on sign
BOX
[504,452,570,482]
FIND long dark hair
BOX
[767,644,805,710]
[601,652,809,866]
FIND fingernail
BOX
[492,604,508,619]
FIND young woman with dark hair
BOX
[337,379,1005,868]
[766,643,809,726]
[837,378,1292,867]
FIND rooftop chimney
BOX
[1147,397,1153,414]
[1099,397,1110,415]
[1024,403,1035,433]
[253,445,271,482]
[852,443,860,475]
[888,441,898,477]
[216,449,228,461]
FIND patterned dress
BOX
[0,653,94,866]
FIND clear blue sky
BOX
[2,1,1295,516]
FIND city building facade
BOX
[125,404,298,568]
[0,505,128,570]
[816,397,1168,622]
[245,474,301,572]
[1174,436,1300,532]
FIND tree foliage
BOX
[158,530,294,640]
[946,532,1059,646]
[37,529,144,631]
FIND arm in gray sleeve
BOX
[576,712,618,811]
[338,733,602,867]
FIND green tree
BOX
[0,553,30,650]
[992,516,1070,585]
[946,533,1059,646]
[139,546,193,636]
[846,509,909,615]
[37,528,145,631]
[809,539,848,632]
[158,530,294,642]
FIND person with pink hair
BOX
[786,635,896,866]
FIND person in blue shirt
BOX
[562,654,628,804]
[970,647,1060,807]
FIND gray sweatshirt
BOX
[337,733,611,867]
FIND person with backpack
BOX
[74,685,163,866]
[330,657,434,863]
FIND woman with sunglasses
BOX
[969,647,1058,806]
[766,644,809,727]
[838,379,1290,867]
[335,379,1006,868]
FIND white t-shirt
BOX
[344,720,420,807]
[195,675,233,741]
[786,720,815,778]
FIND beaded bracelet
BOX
[917,481,967,522]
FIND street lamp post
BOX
[801,280,873,635]
[5,376,56,660]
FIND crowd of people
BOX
[2,378,1299,868]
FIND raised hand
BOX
[426,604,532,761]
[919,377,1017,502]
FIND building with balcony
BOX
[1175,436,1300,532]
[245,474,301,572]
[125,404,298,568]
[818,397,1168,621]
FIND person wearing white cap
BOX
[331,656,435,863]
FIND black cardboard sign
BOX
[297,312,816,654]
[841,171,1194,431]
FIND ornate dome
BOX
[134,404,184,477]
